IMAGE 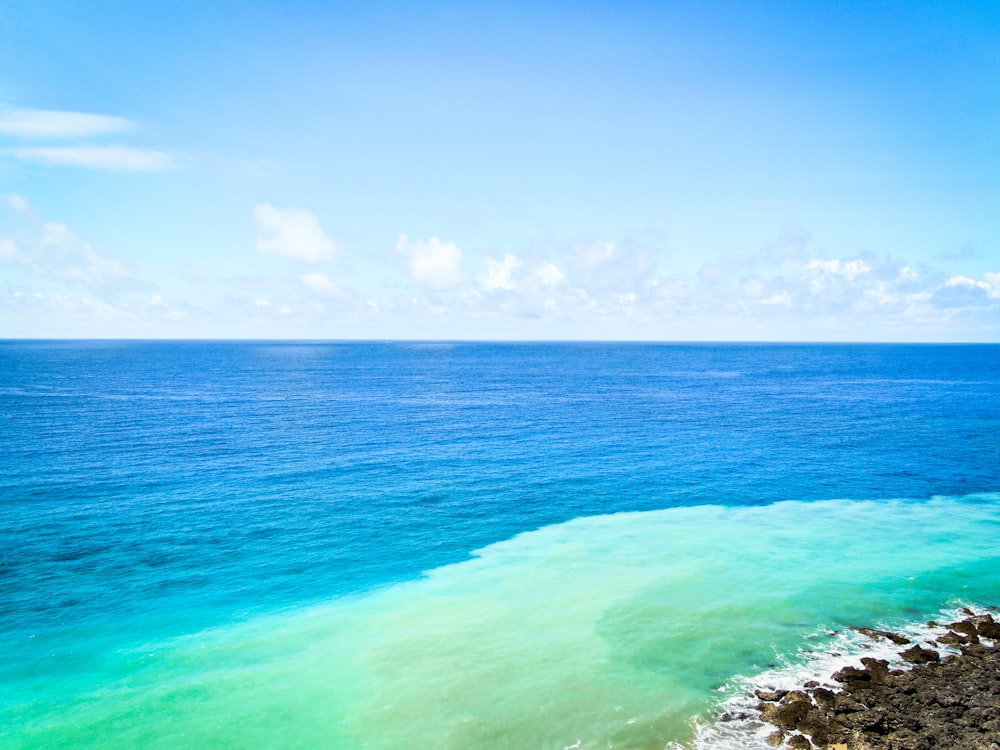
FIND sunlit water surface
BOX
[2,342,999,748]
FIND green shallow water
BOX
[5,494,1000,749]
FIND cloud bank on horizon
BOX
[0,0,998,340]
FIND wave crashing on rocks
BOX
[683,605,1000,750]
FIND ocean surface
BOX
[1,341,999,749]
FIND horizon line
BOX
[2,337,998,346]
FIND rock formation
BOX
[748,611,1000,750]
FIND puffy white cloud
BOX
[536,262,565,287]
[483,253,521,291]
[254,204,339,263]
[0,109,132,138]
[396,234,464,290]
[1,146,173,171]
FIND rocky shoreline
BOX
[736,608,1000,750]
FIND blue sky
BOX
[1,0,998,340]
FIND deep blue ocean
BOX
[2,341,999,749]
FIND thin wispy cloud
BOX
[0,108,132,139]
[2,146,173,171]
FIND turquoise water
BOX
[2,343,999,747]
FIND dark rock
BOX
[950,619,980,638]
[959,642,988,657]
[811,687,837,712]
[832,665,871,684]
[786,733,811,749]
[937,631,972,646]
[797,708,846,746]
[765,729,784,747]
[860,657,890,684]
[854,707,887,732]
[783,690,811,704]
[760,699,810,730]
[855,627,911,645]
[754,688,787,702]
[900,644,939,663]
[976,619,1000,640]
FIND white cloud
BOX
[536,262,565,287]
[576,240,620,267]
[569,239,656,300]
[300,270,347,298]
[483,253,521,291]
[804,258,872,279]
[0,109,132,138]
[254,204,339,263]
[0,238,17,261]
[929,277,995,309]
[2,146,173,171]
[761,291,792,307]
[396,234,464,290]
[944,275,994,294]
[3,194,31,214]
[0,195,136,292]
[38,221,133,286]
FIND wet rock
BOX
[832,665,869,683]
[949,619,980,639]
[860,657,889,684]
[783,690,811,704]
[796,708,846,746]
[785,733,810,749]
[754,688,787,702]
[975,618,1000,640]
[811,687,837,712]
[765,729,784,747]
[760,698,810,729]
[855,627,911,646]
[936,631,971,647]
[900,644,939,663]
